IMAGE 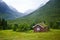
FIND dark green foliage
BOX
[1,19,8,30]
[53,21,60,29]
[0,18,11,30]
[0,18,1,26]
[49,22,54,28]
[13,24,18,31]
[49,21,60,29]
[17,23,30,32]
[7,24,13,29]
[56,22,60,28]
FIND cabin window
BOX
[37,27,40,31]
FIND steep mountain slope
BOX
[9,0,60,25]
[25,0,60,21]
[20,0,60,22]
[0,1,24,20]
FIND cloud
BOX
[3,0,49,13]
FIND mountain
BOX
[24,9,35,15]
[11,0,60,25]
[0,1,24,20]
[23,0,60,23]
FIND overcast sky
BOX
[3,0,49,13]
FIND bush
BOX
[17,23,30,32]
[49,21,60,29]
[13,24,18,31]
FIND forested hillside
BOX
[8,0,60,29]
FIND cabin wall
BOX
[34,26,44,32]
[34,26,49,32]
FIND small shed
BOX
[33,22,49,32]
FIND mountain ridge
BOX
[11,0,60,24]
[0,1,24,20]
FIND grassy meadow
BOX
[0,29,60,40]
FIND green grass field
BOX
[0,29,60,40]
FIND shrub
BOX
[49,21,60,29]
[17,23,30,32]
[13,24,18,31]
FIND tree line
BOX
[0,18,60,32]
[0,18,33,31]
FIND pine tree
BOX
[1,19,8,30]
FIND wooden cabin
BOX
[33,22,49,32]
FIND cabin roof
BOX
[33,22,47,28]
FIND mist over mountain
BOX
[0,0,24,20]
